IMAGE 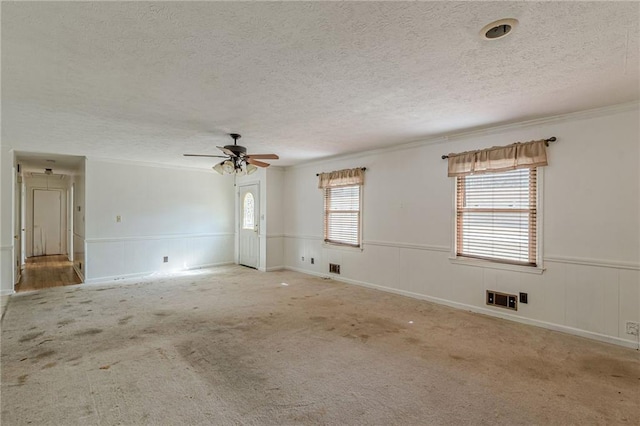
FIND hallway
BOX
[15,255,81,292]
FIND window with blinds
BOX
[324,185,361,247]
[456,168,537,266]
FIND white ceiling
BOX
[2,2,638,168]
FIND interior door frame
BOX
[20,179,26,265]
[32,188,64,257]
[237,182,260,269]
[68,183,74,261]
[14,168,22,285]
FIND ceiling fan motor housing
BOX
[224,144,247,156]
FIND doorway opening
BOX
[14,153,84,292]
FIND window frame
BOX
[450,167,544,274]
[323,183,363,249]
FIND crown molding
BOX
[87,155,288,174]
[86,155,224,174]
[444,101,639,143]
[286,101,639,171]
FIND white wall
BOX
[71,161,86,279]
[84,158,235,282]
[282,104,640,348]
[266,167,284,271]
[0,144,15,295]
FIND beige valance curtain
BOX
[318,168,365,189]
[447,139,548,177]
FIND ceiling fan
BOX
[184,133,279,175]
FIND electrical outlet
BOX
[626,321,639,336]
[163,256,169,263]
[301,256,305,261]
[311,258,315,264]
[116,215,121,222]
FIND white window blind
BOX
[456,168,537,266]
[324,185,361,247]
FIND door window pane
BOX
[243,193,255,230]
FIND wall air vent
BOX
[329,263,340,274]
[486,290,517,310]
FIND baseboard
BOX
[0,290,16,296]
[283,266,639,350]
[190,261,235,270]
[73,265,85,282]
[266,266,285,272]
[1,293,12,322]
[284,266,325,276]
[83,261,234,285]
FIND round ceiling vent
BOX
[480,18,518,40]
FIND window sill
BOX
[323,242,364,252]
[448,256,545,275]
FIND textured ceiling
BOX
[2,2,639,168]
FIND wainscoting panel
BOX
[85,233,234,282]
[266,235,284,271]
[283,235,640,348]
[1,246,14,295]
[73,233,85,281]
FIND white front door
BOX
[33,189,62,256]
[238,184,259,269]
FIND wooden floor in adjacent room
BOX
[15,255,82,292]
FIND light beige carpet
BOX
[1,266,638,425]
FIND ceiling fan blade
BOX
[247,158,271,168]
[217,146,237,157]
[183,154,228,158]
[246,154,279,160]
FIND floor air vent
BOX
[486,290,517,311]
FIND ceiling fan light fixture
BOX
[222,160,235,174]
[246,164,258,175]
[212,162,224,175]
